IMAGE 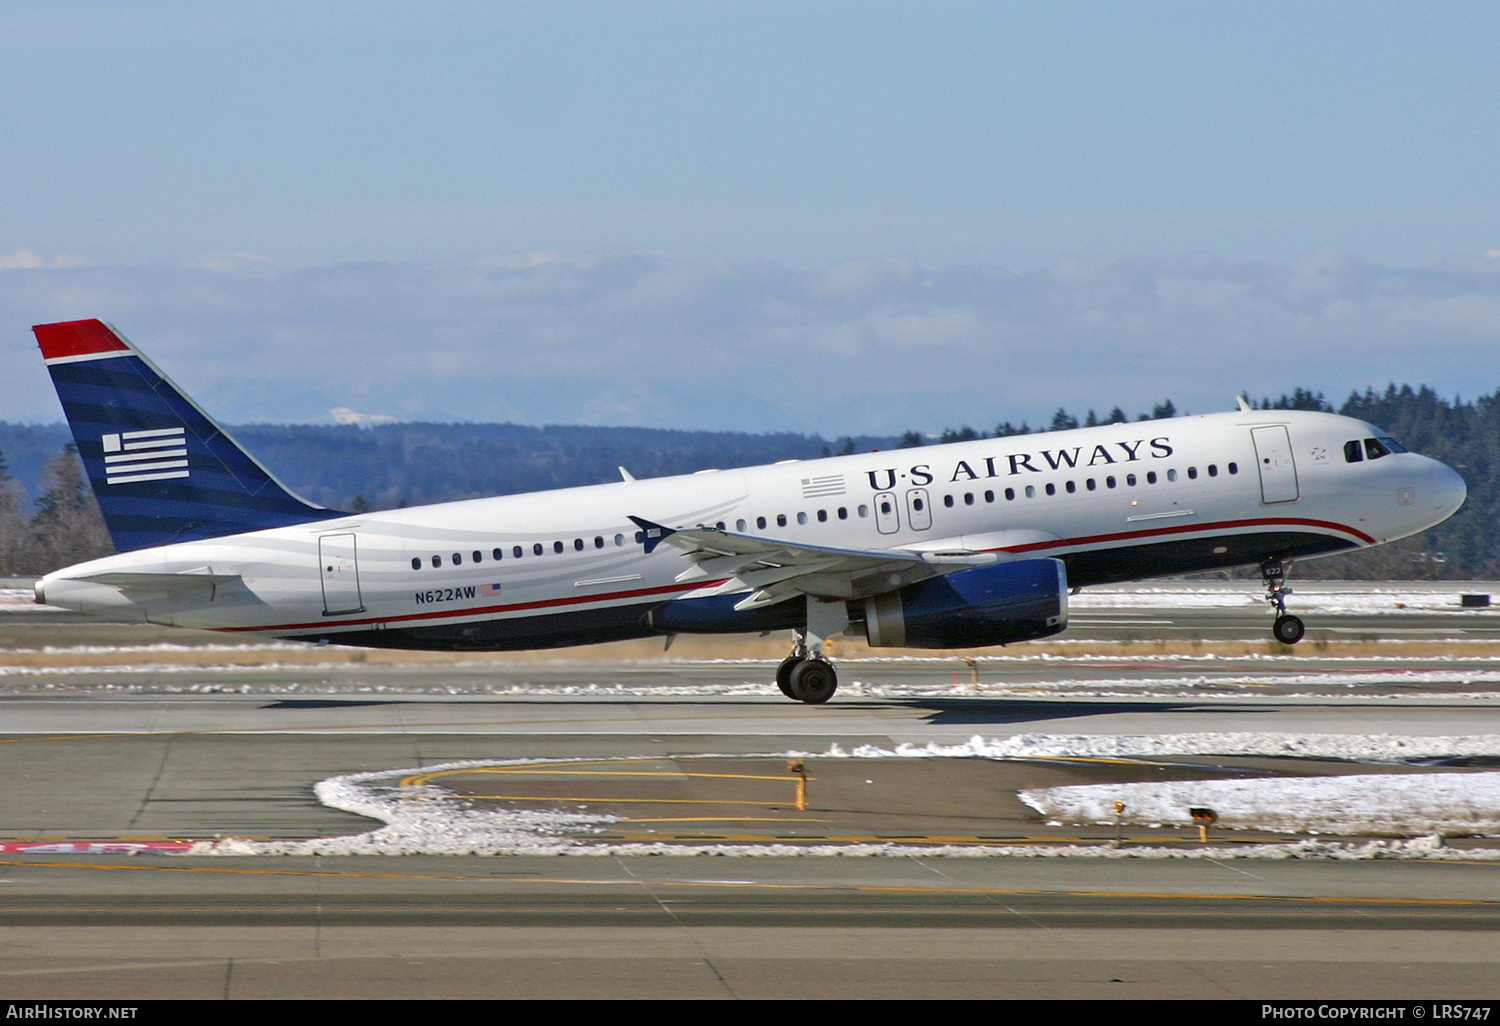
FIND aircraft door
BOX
[318,533,366,615]
[1251,426,1300,504]
[873,491,900,534]
[905,488,932,530]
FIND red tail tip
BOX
[33,319,131,361]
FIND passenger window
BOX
[634,531,644,543]
[1065,480,1076,493]
[1044,483,1055,496]
[737,519,747,531]
[1005,488,1015,500]
[880,500,892,514]
[1025,485,1036,498]
[757,516,767,529]
[452,553,462,565]
[1365,438,1390,460]
[493,548,503,560]
[1188,466,1198,479]
[1146,471,1156,484]
[1344,440,1364,463]
[615,535,624,546]
[473,550,483,563]
[554,541,564,553]
[1166,469,1177,482]
[943,495,954,507]
[432,555,442,567]
[1208,465,1218,477]
[858,505,869,517]
[1126,474,1136,487]
[984,490,994,502]
[913,497,925,511]
[777,514,787,527]
[1227,462,1238,474]
[514,546,524,558]
[534,543,544,556]
[1106,476,1116,488]
[817,510,827,522]
[1086,479,1096,491]
[964,492,974,505]
[837,508,847,520]
[797,512,807,525]
[573,538,584,551]
[411,557,422,570]
[595,536,604,548]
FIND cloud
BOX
[0,249,88,270]
[3,248,1498,434]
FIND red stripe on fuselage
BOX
[33,319,131,361]
[987,515,1377,554]
[217,577,731,634]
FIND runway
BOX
[3,584,1500,998]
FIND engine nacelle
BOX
[859,558,1068,648]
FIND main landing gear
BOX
[1262,558,1305,644]
[777,633,839,704]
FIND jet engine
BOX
[857,557,1068,648]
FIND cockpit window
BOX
[1344,440,1363,463]
[1364,437,1391,460]
[1378,435,1407,453]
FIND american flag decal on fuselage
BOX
[102,427,189,485]
[801,474,845,498]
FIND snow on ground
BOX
[1020,772,1500,837]
[189,733,1500,861]
[827,732,1500,763]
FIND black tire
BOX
[1273,614,1305,645]
[789,658,838,704]
[775,655,802,699]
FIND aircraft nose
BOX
[1429,459,1467,517]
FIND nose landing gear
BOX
[1263,558,1305,644]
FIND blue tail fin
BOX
[34,319,338,552]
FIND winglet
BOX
[619,466,636,483]
[628,515,674,554]
[1235,394,1253,412]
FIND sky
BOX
[4,1,1500,434]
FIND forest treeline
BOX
[1,383,1496,578]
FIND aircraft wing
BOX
[629,516,999,610]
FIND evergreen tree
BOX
[0,451,30,575]
[27,444,112,573]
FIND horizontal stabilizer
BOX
[78,570,242,597]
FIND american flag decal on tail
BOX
[102,427,189,485]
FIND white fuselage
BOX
[40,409,1467,648]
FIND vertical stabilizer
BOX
[33,319,336,551]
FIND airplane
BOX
[31,318,1468,704]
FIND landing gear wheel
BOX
[775,655,802,699]
[788,658,838,704]
[1273,614,1305,645]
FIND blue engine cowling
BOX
[859,558,1068,648]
